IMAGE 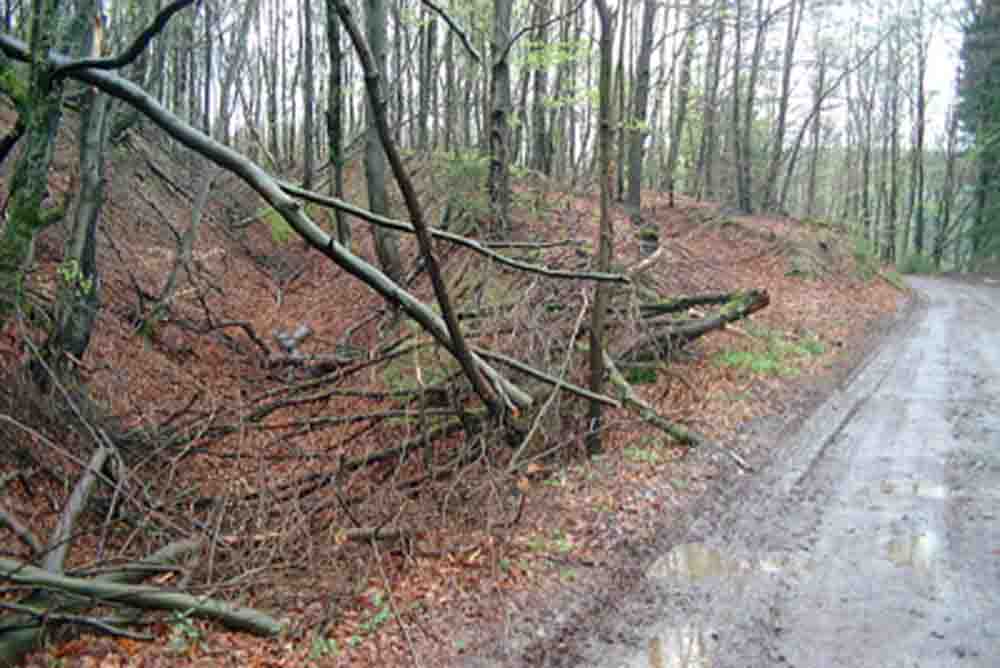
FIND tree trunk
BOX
[302,0,315,189]
[43,13,109,379]
[365,0,402,282]
[761,0,802,211]
[530,0,550,175]
[0,0,66,328]
[326,0,349,245]
[488,0,512,234]
[665,0,697,209]
[695,2,724,201]
[587,0,614,455]
[625,0,657,223]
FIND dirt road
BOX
[511,277,1000,667]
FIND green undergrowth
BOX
[715,325,826,377]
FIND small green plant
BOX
[358,590,392,635]
[309,634,340,661]
[623,365,658,385]
[57,259,94,296]
[624,445,662,464]
[526,530,575,555]
[167,610,204,654]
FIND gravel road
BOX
[484,276,1000,667]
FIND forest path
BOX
[565,276,1000,667]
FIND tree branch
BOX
[418,0,481,65]
[53,0,200,77]
[0,557,283,636]
[0,31,533,411]
[279,181,629,283]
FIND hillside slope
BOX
[0,109,903,667]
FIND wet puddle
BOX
[877,479,948,499]
[647,543,749,580]
[645,626,711,668]
[885,532,939,571]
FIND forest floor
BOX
[0,107,905,667]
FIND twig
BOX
[0,502,43,555]
[508,290,589,472]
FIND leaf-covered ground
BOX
[1,109,903,667]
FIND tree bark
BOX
[625,0,656,223]
[365,0,403,282]
[587,0,614,455]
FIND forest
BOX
[0,0,997,664]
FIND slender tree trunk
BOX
[587,0,614,455]
[666,0,697,209]
[488,0,513,234]
[366,0,402,281]
[912,13,928,254]
[530,0,550,175]
[762,0,802,211]
[805,47,826,218]
[325,0,348,244]
[302,0,315,188]
[696,2,724,201]
[730,0,745,210]
[614,0,628,202]
[443,28,455,153]
[43,18,108,381]
[625,0,656,223]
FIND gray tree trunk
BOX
[326,0,349,244]
[761,0,802,211]
[625,0,657,223]
[302,0,315,188]
[488,0,512,234]
[665,0,697,209]
[366,0,402,281]
[587,0,614,455]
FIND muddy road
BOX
[470,277,1000,667]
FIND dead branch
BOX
[0,501,43,555]
[0,557,283,636]
[620,289,770,363]
[42,445,113,573]
[604,352,752,471]
[474,348,620,408]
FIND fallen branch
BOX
[621,289,770,363]
[474,348,620,408]
[603,352,752,471]
[0,557,283,636]
[0,539,203,666]
[0,501,43,555]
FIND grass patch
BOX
[716,327,826,377]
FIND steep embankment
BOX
[1,109,903,667]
